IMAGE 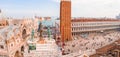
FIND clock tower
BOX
[60,0,71,42]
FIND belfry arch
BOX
[14,51,20,57]
[22,29,27,39]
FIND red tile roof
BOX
[71,18,120,22]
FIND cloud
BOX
[1,0,120,18]
[52,0,60,3]
[52,0,120,18]
[2,8,59,18]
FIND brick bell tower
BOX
[60,0,72,42]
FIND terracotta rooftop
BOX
[71,18,120,22]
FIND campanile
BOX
[60,0,71,42]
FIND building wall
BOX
[71,21,120,36]
[0,21,31,57]
[0,19,8,29]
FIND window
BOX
[11,44,13,47]
[18,34,20,36]
[17,40,19,43]
[3,24,5,26]
[0,45,4,49]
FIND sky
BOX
[0,0,120,18]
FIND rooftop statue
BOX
[47,26,51,40]
[31,29,34,42]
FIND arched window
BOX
[0,45,4,49]
[22,29,26,38]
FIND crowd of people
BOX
[63,30,120,57]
